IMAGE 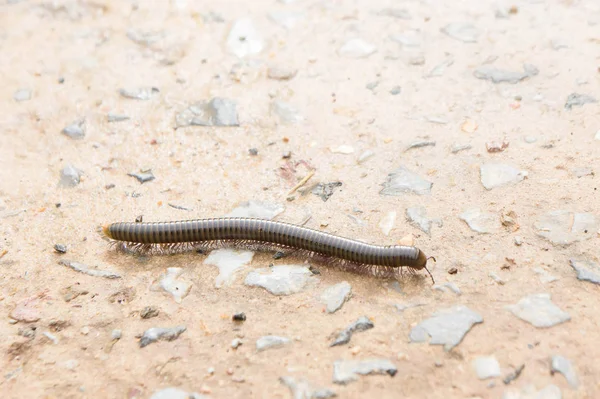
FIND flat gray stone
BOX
[227,18,265,58]
[159,267,191,303]
[460,208,499,234]
[473,64,539,84]
[551,355,578,388]
[13,88,31,102]
[320,281,352,313]
[565,93,597,110]
[271,100,303,124]
[480,163,527,190]
[128,170,155,183]
[569,258,600,285]
[433,282,461,296]
[268,11,305,30]
[409,305,483,350]
[502,384,562,399]
[406,206,442,234]
[204,249,254,288]
[256,335,291,351]
[472,356,501,380]
[176,98,239,127]
[534,210,599,246]
[59,164,82,187]
[506,293,570,328]
[337,38,377,58]
[107,113,130,122]
[441,22,479,43]
[119,87,159,100]
[139,326,186,348]
[225,200,284,219]
[279,376,336,399]
[332,359,397,385]
[330,316,374,347]
[380,166,432,196]
[245,265,317,295]
[62,120,85,139]
[149,387,207,399]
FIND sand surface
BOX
[1,0,599,398]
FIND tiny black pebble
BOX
[447,267,458,275]
[54,244,67,254]
[55,203,61,208]
[273,251,285,260]
[309,265,320,275]
[248,148,258,156]
[58,77,65,84]
[232,312,246,322]
[135,215,143,223]
[282,151,292,159]
[105,183,115,190]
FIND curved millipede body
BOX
[102,217,435,282]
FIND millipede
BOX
[101,217,435,283]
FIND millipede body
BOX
[102,217,434,281]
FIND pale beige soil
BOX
[1,0,599,398]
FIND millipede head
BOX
[416,251,436,284]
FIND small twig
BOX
[288,169,316,195]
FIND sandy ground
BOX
[1,0,600,398]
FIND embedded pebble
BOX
[357,150,375,164]
[204,249,254,288]
[128,170,155,183]
[270,100,303,124]
[140,306,159,319]
[441,23,479,43]
[330,145,354,154]
[572,167,593,178]
[390,86,401,95]
[159,268,191,303]
[267,66,297,80]
[489,272,506,285]
[564,93,597,110]
[119,87,159,100]
[231,338,243,349]
[460,208,500,234]
[380,166,432,196]
[245,265,317,295]
[433,282,461,296]
[62,359,79,372]
[330,316,374,347]
[13,88,31,102]
[451,143,472,153]
[404,140,435,152]
[10,295,42,322]
[227,18,265,58]
[480,163,527,190]
[425,115,449,124]
[59,164,82,187]
[506,293,570,328]
[176,98,239,127]
[473,64,539,84]
[58,259,121,279]
[550,355,578,388]
[312,182,342,202]
[406,206,440,235]
[426,58,454,78]
[320,281,352,313]
[43,332,59,344]
[378,211,396,236]
[149,387,207,399]
[569,259,600,285]
[514,236,523,246]
[375,8,411,19]
[338,38,377,58]
[332,359,397,385]
[390,32,421,48]
[139,326,186,348]
[225,200,284,219]
[268,11,305,30]
[279,376,336,399]
[533,267,558,284]
[394,302,426,312]
[107,113,130,122]
[473,356,501,380]
[111,329,122,340]
[595,130,600,140]
[232,312,246,322]
[409,305,483,350]
[61,121,85,139]
[534,210,598,246]
[256,335,291,351]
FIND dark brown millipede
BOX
[102,217,435,283]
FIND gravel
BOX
[506,293,571,328]
[319,281,352,313]
[204,249,254,288]
[332,359,397,384]
[256,335,291,351]
[139,326,187,348]
[245,265,317,295]
[330,316,374,347]
[380,166,432,196]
